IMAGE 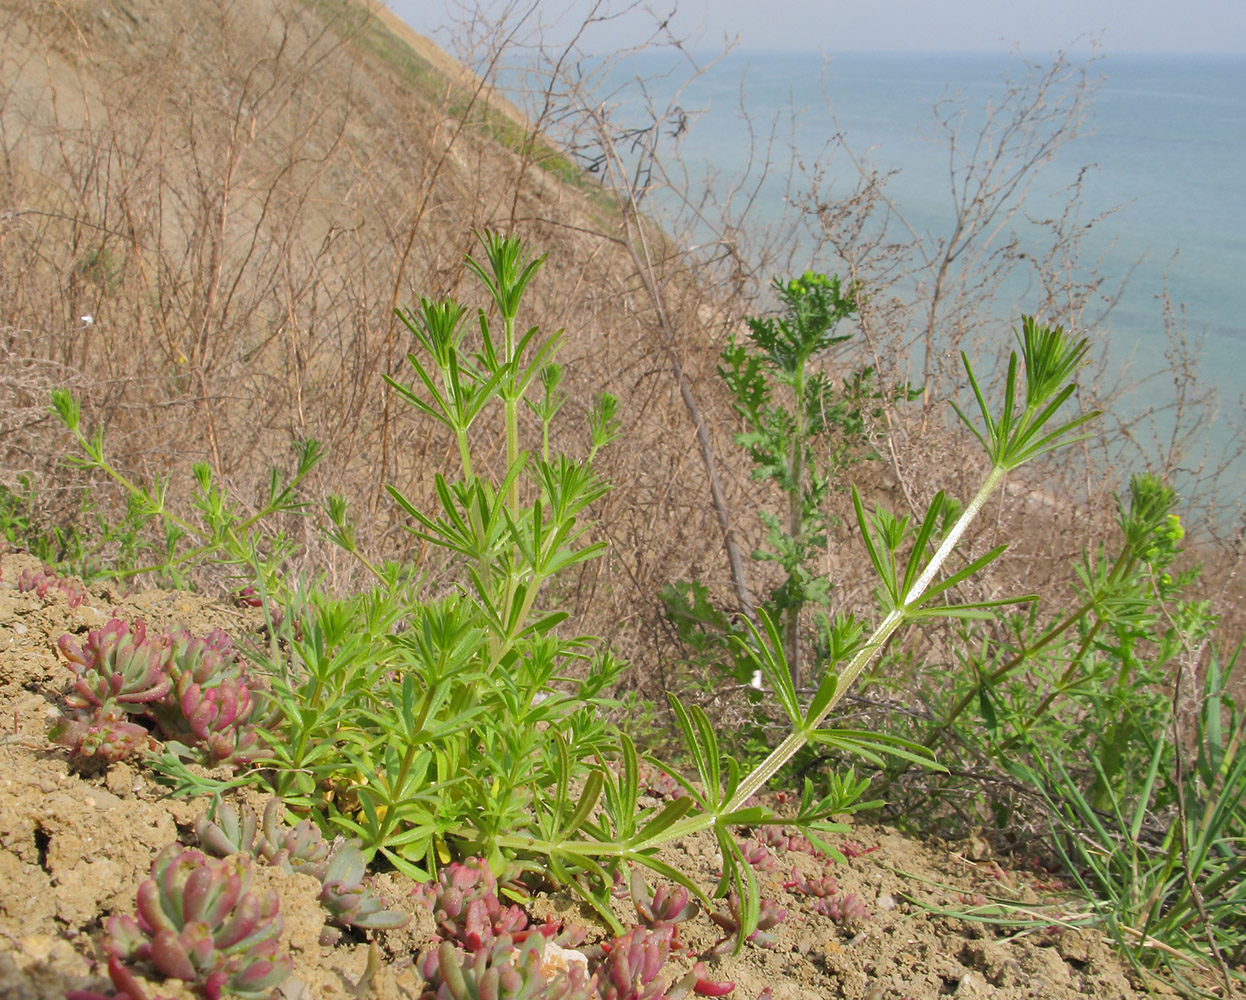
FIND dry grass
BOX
[1,0,1240,717]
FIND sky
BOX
[388,0,1246,54]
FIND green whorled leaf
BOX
[715,806,770,827]
[977,680,999,735]
[804,671,840,731]
[901,492,947,597]
[800,825,851,862]
[520,610,569,638]
[852,486,897,605]
[384,370,452,430]
[563,769,605,841]
[909,544,1012,608]
[734,611,800,726]
[715,824,760,951]
[666,696,712,810]
[379,846,431,884]
[464,230,546,321]
[806,728,945,771]
[634,794,695,845]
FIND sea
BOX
[525,50,1246,508]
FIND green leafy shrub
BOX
[53,234,1111,952]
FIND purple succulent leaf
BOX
[149,928,197,981]
[177,677,264,765]
[223,950,294,996]
[319,880,364,923]
[19,566,87,607]
[195,800,259,858]
[212,889,262,951]
[167,628,239,686]
[784,869,837,898]
[438,941,472,1000]
[180,921,218,970]
[594,925,675,1000]
[57,715,153,762]
[66,954,162,1000]
[59,619,172,715]
[323,840,367,886]
[201,968,230,1000]
[136,875,177,936]
[105,844,290,999]
[257,801,331,875]
[180,862,239,925]
[631,872,698,927]
[104,914,146,961]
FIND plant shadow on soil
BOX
[0,549,1174,1000]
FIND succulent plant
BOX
[232,585,284,622]
[421,934,593,1000]
[839,841,878,859]
[196,798,408,944]
[255,798,332,873]
[51,620,173,762]
[175,674,264,765]
[417,858,529,951]
[66,954,174,1000]
[51,617,277,767]
[166,628,242,685]
[813,892,869,926]
[629,871,697,929]
[735,839,777,874]
[104,845,291,1000]
[232,586,265,610]
[783,870,838,899]
[50,713,156,763]
[58,619,173,715]
[635,763,683,801]
[194,799,260,859]
[318,840,411,937]
[590,925,675,1000]
[708,893,785,956]
[592,926,732,1000]
[18,564,87,607]
[416,859,733,1000]
[748,826,817,858]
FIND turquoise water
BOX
[579,51,1246,491]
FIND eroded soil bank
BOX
[0,549,1174,1000]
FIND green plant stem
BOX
[785,362,806,689]
[504,311,519,519]
[733,466,1007,805]
[505,461,1014,861]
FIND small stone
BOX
[540,941,589,980]
[105,763,134,798]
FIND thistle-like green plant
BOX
[667,271,917,691]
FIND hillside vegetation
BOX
[1,4,1243,997]
[0,0,746,669]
